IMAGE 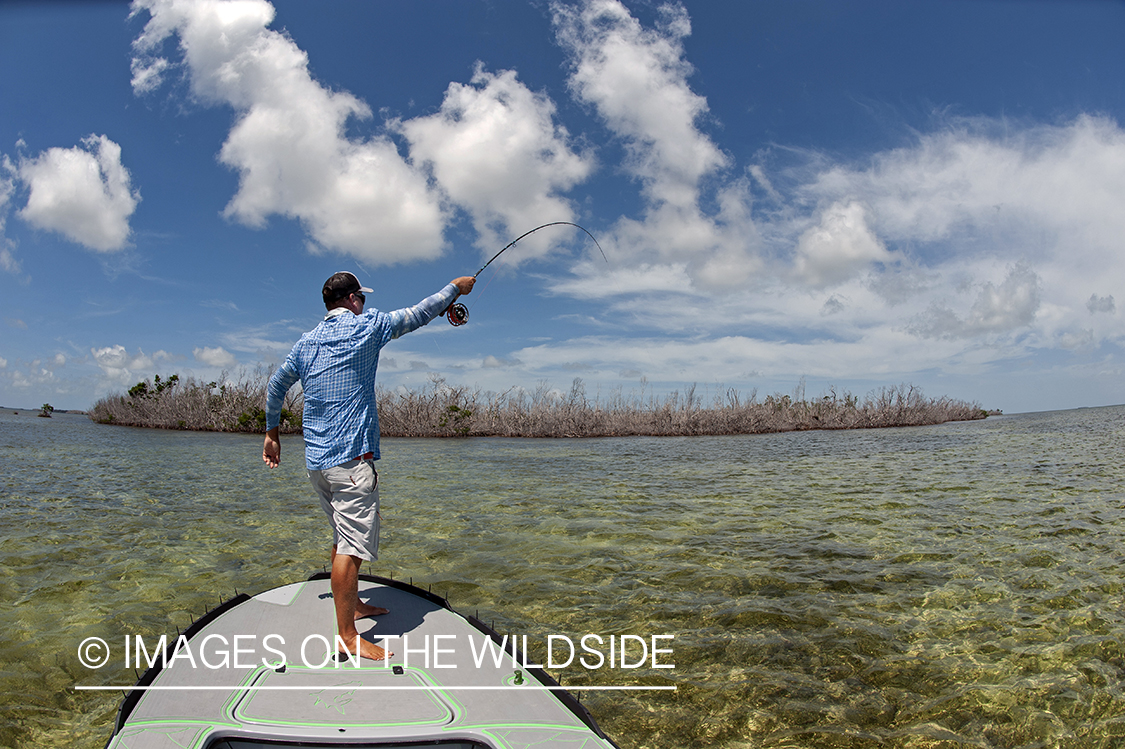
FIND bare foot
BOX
[337,637,394,662]
[355,601,389,620]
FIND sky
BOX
[1,0,1124,414]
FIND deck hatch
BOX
[234,667,454,728]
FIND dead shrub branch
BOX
[90,371,986,437]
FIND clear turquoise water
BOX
[1,406,1124,748]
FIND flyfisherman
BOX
[263,271,475,661]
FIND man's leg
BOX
[310,459,391,662]
[329,544,389,619]
[331,549,393,661]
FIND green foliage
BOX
[237,406,298,432]
[38,403,54,418]
[438,404,474,435]
[128,374,180,401]
[238,406,267,432]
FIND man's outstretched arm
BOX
[388,277,476,339]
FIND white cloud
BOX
[0,168,19,275]
[553,0,760,290]
[908,263,1042,340]
[17,135,139,252]
[0,246,16,275]
[399,65,593,262]
[506,329,969,385]
[193,345,237,368]
[219,324,302,360]
[554,0,724,207]
[131,0,445,264]
[554,261,692,300]
[793,201,892,288]
[90,344,169,383]
[129,55,169,95]
[800,115,1125,265]
[786,116,1125,349]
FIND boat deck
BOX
[107,573,617,749]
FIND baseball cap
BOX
[322,271,373,306]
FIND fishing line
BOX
[445,221,607,326]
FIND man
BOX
[263,271,475,661]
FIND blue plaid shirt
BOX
[266,283,459,470]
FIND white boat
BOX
[106,572,620,749]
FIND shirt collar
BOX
[324,307,351,320]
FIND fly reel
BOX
[446,302,469,326]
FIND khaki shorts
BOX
[307,458,380,561]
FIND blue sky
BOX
[1,0,1123,414]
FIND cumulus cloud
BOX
[908,262,1042,339]
[554,0,724,207]
[399,65,593,262]
[91,344,172,383]
[193,345,237,368]
[553,0,761,289]
[16,134,139,252]
[1087,294,1115,315]
[800,115,1125,264]
[786,116,1125,349]
[793,201,892,287]
[131,0,445,264]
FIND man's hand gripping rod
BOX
[443,222,607,326]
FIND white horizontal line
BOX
[76,684,675,691]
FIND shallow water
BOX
[1,406,1124,748]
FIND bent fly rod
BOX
[444,221,607,326]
